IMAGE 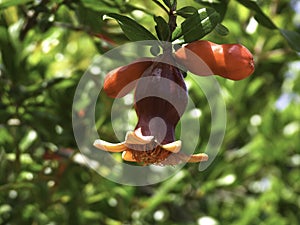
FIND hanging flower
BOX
[94,51,208,165]
[94,40,254,165]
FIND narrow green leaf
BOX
[279,29,300,52]
[181,8,220,42]
[140,170,186,216]
[0,26,18,81]
[0,0,32,10]
[105,13,157,41]
[195,0,229,20]
[176,6,198,18]
[171,26,183,41]
[293,75,300,93]
[154,16,170,41]
[215,23,229,36]
[162,0,172,8]
[236,0,277,29]
[253,13,277,30]
[198,0,221,3]
[81,0,118,12]
[76,5,107,33]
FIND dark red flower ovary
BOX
[134,60,188,145]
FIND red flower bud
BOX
[103,58,153,98]
[175,40,255,80]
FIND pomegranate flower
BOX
[94,40,254,165]
[94,52,208,165]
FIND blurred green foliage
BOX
[1,0,300,224]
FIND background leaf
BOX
[279,29,300,52]
[0,0,32,10]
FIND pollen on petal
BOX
[129,145,172,165]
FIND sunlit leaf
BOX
[195,0,229,20]
[236,0,277,29]
[176,6,198,18]
[181,8,220,42]
[81,0,118,12]
[105,13,157,41]
[0,0,32,9]
[215,23,229,36]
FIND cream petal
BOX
[125,128,154,145]
[121,151,136,162]
[180,152,209,163]
[161,140,182,153]
[161,152,208,165]
[134,128,155,142]
[93,139,127,152]
[188,153,209,162]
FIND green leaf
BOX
[198,0,221,3]
[215,23,229,36]
[0,26,18,81]
[176,6,198,18]
[0,0,32,10]
[105,13,157,41]
[195,0,229,20]
[76,5,107,33]
[171,26,183,41]
[181,8,220,42]
[293,75,300,93]
[236,0,277,29]
[154,16,170,41]
[81,0,117,12]
[162,0,172,8]
[279,29,300,52]
[253,13,277,30]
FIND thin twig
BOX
[168,0,177,36]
